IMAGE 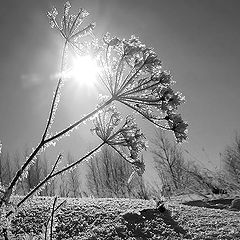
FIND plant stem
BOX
[6,155,62,218]
[51,142,105,178]
[0,144,43,207]
[0,42,68,207]
[44,98,114,144]
[0,38,114,207]
[6,143,105,218]
[42,41,67,142]
[2,97,113,207]
[50,197,58,240]
[45,198,66,239]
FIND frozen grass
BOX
[2,196,240,239]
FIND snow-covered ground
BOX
[1,196,240,239]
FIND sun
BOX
[69,55,99,86]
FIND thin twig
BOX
[51,142,105,178]
[45,197,66,239]
[50,197,58,240]
[42,41,67,142]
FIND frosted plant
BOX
[97,33,188,142]
[0,1,96,209]
[47,1,95,45]
[91,105,146,177]
[0,2,188,237]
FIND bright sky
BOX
[0,0,240,179]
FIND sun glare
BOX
[69,55,99,86]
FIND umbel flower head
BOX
[91,105,146,176]
[91,104,122,142]
[97,34,188,142]
[47,1,95,43]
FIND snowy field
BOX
[1,196,240,239]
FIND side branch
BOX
[42,41,67,141]
[41,78,62,141]
[0,144,43,206]
[44,98,114,144]
[6,142,105,218]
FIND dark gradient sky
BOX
[0,0,240,177]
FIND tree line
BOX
[0,146,148,199]
[1,130,239,199]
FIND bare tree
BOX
[13,152,26,195]
[22,148,42,193]
[13,151,56,196]
[151,130,188,194]
[182,163,214,195]
[58,173,70,198]
[66,153,82,198]
[221,131,240,185]
[133,175,151,200]
[87,159,102,197]
[0,152,12,188]
[40,154,56,196]
[86,146,146,198]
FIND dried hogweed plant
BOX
[97,33,188,142]
[0,1,188,238]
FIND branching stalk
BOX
[50,142,105,178]
[0,41,67,207]
[42,41,68,142]
[6,143,105,218]
[43,97,114,144]
[6,154,62,218]
[0,75,113,207]
[44,198,66,240]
